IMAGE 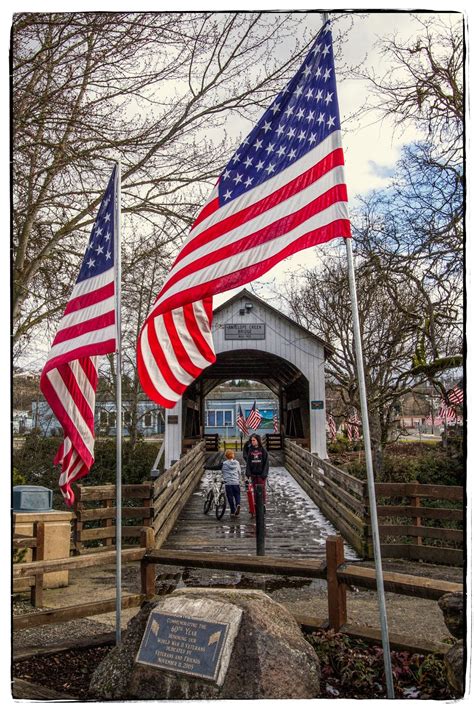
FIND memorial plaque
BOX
[167,415,179,424]
[136,611,229,682]
[224,323,265,340]
[311,400,324,410]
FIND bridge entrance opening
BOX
[163,289,331,468]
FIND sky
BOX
[4,4,465,371]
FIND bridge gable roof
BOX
[213,288,333,358]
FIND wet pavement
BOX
[162,466,360,561]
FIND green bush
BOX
[345,444,464,487]
[12,433,160,509]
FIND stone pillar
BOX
[13,510,74,590]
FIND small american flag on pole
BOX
[237,404,249,435]
[327,413,337,441]
[246,401,262,431]
[137,20,351,408]
[40,167,118,505]
[273,411,280,433]
[447,381,463,405]
[345,408,361,441]
[438,401,456,422]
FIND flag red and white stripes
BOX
[40,167,118,505]
[246,401,262,431]
[438,401,457,422]
[345,408,361,441]
[273,411,280,433]
[327,414,337,441]
[237,404,249,436]
[448,382,463,405]
[138,21,351,408]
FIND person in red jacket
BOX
[245,434,269,504]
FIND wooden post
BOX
[140,527,156,599]
[411,493,422,548]
[105,497,113,548]
[31,521,45,607]
[326,535,347,631]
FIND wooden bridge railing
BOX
[372,482,464,565]
[284,439,464,564]
[13,530,462,655]
[152,441,206,548]
[73,483,154,554]
[285,438,368,556]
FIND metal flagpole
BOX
[114,160,123,645]
[345,237,395,698]
[319,10,394,696]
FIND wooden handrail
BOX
[143,549,327,578]
[13,547,145,578]
[337,563,463,600]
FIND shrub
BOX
[12,433,160,509]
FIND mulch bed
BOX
[13,645,112,700]
[13,632,458,701]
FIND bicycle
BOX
[203,471,226,520]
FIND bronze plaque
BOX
[136,611,229,682]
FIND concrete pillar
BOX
[309,359,327,459]
[164,398,183,469]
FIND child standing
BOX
[221,449,242,517]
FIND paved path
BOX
[162,465,359,560]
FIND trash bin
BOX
[13,485,53,513]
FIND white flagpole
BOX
[345,237,395,698]
[114,160,123,645]
[320,10,394,698]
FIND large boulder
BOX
[89,588,320,700]
[438,592,464,639]
[444,641,465,696]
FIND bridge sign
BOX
[136,611,229,682]
[224,323,266,340]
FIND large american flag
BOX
[40,168,118,505]
[246,401,262,431]
[237,404,249,435]
[138,20,351,407]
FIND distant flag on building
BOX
[273,411,280,433]
[137,20,351,409]
[237,404,249,436]
[40,167,118,505]
[246,401,262,431]
[327,413,337,441]
[447,381,463,405]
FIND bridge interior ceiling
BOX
[189,349,308,399]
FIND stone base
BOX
[89,588,321,700]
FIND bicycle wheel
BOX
[215,492,226,520]
[204,490,214,514]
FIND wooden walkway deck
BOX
[162,458,359,561]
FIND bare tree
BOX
[12,11,323,355]
[286,255,424,475]
[355,13,463,165]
